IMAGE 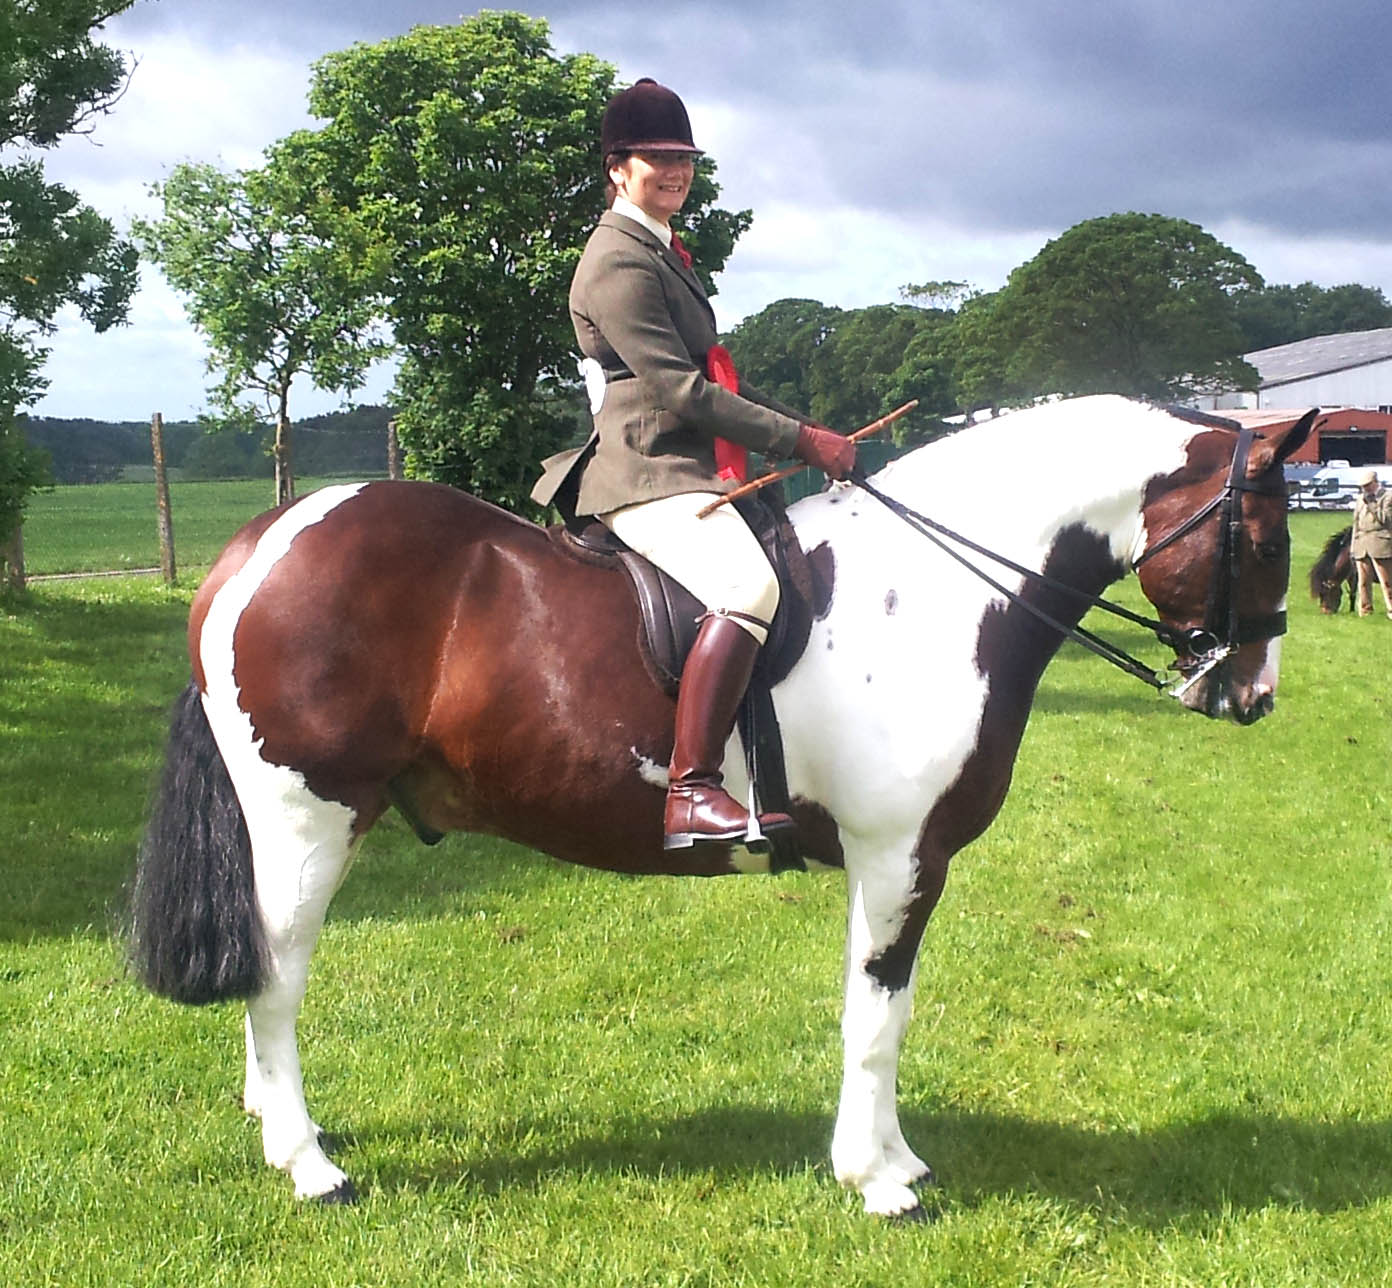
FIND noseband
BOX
[1132,427,1289,690]
[849,426,1287,696]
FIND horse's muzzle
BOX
[1176,640,1280,724]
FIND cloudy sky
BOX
[30,0,1392,423]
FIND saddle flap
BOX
[616,551,704,691]
[553,492,815,695]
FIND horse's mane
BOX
[1308,526,1353,598]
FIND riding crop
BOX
[696,400,918,518]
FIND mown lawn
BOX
[21,476,380,577]
[2,509,1390,1286]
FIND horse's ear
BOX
[1246,408,1319,477]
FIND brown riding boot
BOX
[664,613,794,850]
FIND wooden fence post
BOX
[387,418,403,480]
[151,411,176,584]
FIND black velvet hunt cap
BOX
[600,78,703,157]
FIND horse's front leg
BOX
[832,836,946,1218]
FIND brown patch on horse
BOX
[807,541,836,619]
[789,798,845,868]
[870,525,1125,993]
[188,505,285,692]
[216,482,744,876]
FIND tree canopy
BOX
[273,12,750,510]
[957,212,1261,406]
[1232,281,1392,352]
[136,160,392,502]
[1,0,139,579]
[723,298,956,447]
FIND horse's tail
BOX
[1308,526,1354,600]
[129,680,269,1005]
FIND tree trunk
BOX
[274,390,294,505]
[2,521,24,593]
[151,411,176,584]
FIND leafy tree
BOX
[807,304,954,442]
[969,212,1261,404]
[276,13,751,511]
[726,298,956,447]
[722,297,844,412]
[900,280,971,310]
[877,311,960,445]
[1232,280,1392,351]
[1,0,139,586]
[136,161,392,504]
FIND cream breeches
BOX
[601,491,779,644]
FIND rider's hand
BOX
[794,425,856,481]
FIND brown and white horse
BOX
[131,395,1312,1218]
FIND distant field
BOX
[22,476,384,577]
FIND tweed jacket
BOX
[1351,484,1392,560]
[531,210,805,516]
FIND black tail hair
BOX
[129,681,268,1004]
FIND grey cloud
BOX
[102,0,1392,243]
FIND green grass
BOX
[21,477,382,577]
[3,513,1391,1285]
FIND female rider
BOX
[532,78,854,851]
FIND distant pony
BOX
[1309,526,1355,613]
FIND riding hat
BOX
[601,78,703,157]
[1358,467,1380,486]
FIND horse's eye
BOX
[1254,539,1285,562]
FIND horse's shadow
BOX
[341,1103,1392,1223]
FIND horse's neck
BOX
[850,399,1197,574]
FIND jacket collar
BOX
[599,210,711,313]
[611,196,672,246]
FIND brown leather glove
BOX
[794,425,856,480]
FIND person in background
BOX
[1350,467,1392,618]
[532,78,854,852]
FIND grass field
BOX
[20,476,380,577]
[2,501,1390,1285]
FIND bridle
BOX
[1130,426,1289,693]
[849,427,1288,698]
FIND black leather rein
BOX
[847,427,1287,694]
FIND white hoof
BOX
[290,1150,352,1201]
[861,1178,923,1219]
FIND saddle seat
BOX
[554,494,816,693]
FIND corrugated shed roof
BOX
[1248,327,1392,387]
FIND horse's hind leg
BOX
[832,835,946,1218]
[238,779,361,1201]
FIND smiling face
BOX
[609,150,695,225]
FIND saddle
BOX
[550,491,827,874]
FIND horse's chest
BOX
[778,595,993,826]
